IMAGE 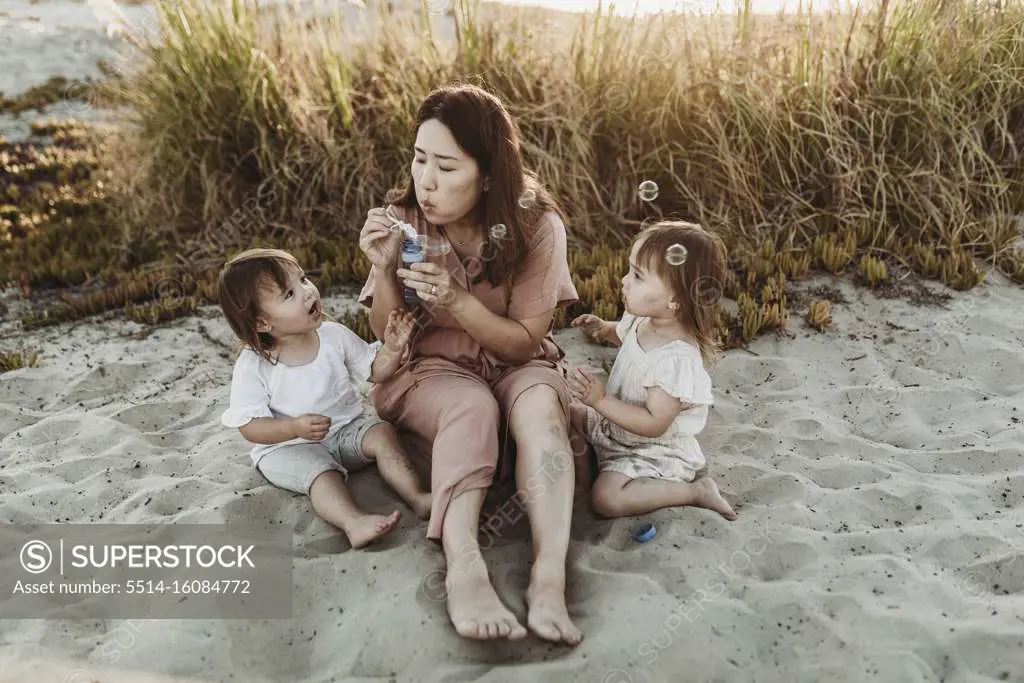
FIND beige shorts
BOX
[255,414,384,495]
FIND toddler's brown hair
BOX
[217,248,302,363]
[633,221,727,365]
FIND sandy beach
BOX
[2,0,1024,679]
[1,268,1022,682]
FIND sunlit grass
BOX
[109,0,1024,264]
[3,0,1023,346]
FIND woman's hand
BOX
[358,206,403,271]
[569,368,607,408]
[382,309,416,352]
[396,262,466,311]
[571,314,605,340]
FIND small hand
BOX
[292,413,331,441]
[396,262,464,310]
[568,368,606,407]
[383,309,416,352]
[571,314,605,340]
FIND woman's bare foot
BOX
[344,510,401,549]
[447,570,526,640]
[692,478,737,520]
[526,573,583,645]
[410,493,432,520]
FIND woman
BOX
[357,84,583,645]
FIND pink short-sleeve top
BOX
[358,205,579,374]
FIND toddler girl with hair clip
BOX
[569,222,737,521]
[217,248,431,548]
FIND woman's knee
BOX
[509,384,566,433]
[442,387,501,425]
[432,391,501,473]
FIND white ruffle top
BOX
[221,321,381,465]
[584,313,713,482]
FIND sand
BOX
[1,269,1022,683]
[4,0,1022,679]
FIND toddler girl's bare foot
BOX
[692,478,737,520]
[345,510,401,549]
[411,493,432,520]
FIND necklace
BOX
[440,226,467,247]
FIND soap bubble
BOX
[518,189,537,209]
[489,223,507,239]
[665,243,688,266]
[638,180,659,202]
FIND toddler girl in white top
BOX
[569,222,737,521]
[218,248,430,549]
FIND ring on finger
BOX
[430,284,437,295]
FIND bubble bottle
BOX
[386,206,425,307]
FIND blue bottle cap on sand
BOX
[634,523,656,543]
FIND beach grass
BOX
[3,0,1024,346]
[0,348,41,373]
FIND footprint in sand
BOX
[752,539,819,582]
[736,472,810,507]
[782,417,828,441]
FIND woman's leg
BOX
[441,487,526,640]
[378,367,525,640]
[507,385,583,645]
[591,471,737,519]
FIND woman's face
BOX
[411,118,485,225]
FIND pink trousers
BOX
[371,355,572,539]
